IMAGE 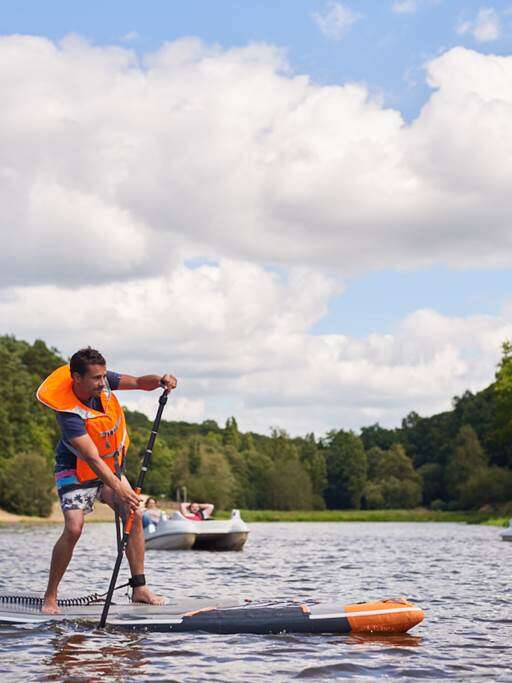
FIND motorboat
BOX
[500,519,512,542]
[144,509,249,551]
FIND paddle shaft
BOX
[99,389,169,627]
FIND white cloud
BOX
[456,7,502,43]
[1,260,511,435]
[2,36,512,433]
[122,393,205,423]
[312,2,362,40]
[1,37,512,289]
[120,31,140,43]
[391,0,441,13]
[392,1,419,13]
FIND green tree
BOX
[266,458,313,509]
[188,438,202,474]
[366,446,385,480]
[400,410,453,470]
[379,476,421,509]
[363,480,385,509]
[240,432,256,451]
[458,466,512,509]
[0,337,61,463]
[0,452,54,516]
[242,448,274,509]
[452,389,495,461]
[491,340,512,467]
[224,446,251,508]
[21,339,62,378]
[324,430,367,509]
[418,462,444,505]
[373,443,418,480]
[360,423,400,451]
[261,429,314,509]
[444,425,488,504]
[299,433,327,509]
[223,417,241,450]
[364,444,421,509]
[186,450,235,509]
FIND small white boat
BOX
[144,509,249,551]
[500,519,512,542]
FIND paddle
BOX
[99,388,169,628]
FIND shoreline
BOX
[0,501,115,525]
[0,504,508,527]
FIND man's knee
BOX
[64,518,84,544]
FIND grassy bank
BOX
[1,504,509,527]
[0,501,115,525]
[218,508,509,525]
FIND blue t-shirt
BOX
[54,371,121,492]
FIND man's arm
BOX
[117,373,177,393]
[70,433,140,512]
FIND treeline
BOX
[0,335,511,516]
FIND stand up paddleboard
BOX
[0,594,423,634]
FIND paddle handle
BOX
[124,488,142,535]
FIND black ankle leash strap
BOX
[128,574,146,588]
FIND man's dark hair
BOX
[70,347,106,376]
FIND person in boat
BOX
[180,501,214,520]
[37,346,177,614]
[142,497,166,528]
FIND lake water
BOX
[0,521,510,681]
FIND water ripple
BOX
[1,521,511,681]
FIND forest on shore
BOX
[0,335,511,517]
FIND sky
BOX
[1,1,512,436]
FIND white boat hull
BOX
[144,509,249,551]
[500,520,512,542]
[145,531,196,550]
[193,530,249,551]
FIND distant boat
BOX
[500,519,512,542]
[144,509,249,551]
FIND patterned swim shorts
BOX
[58,484,105,515]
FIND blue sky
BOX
[1,1,512,432]
[314,267,512,336]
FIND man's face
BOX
[73,364,107,398]
[190,503,199,513]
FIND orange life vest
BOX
[37,364,130,483]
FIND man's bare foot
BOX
[132,586,166,605]
[41,595,60,614]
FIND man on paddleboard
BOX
[37,347,177,614]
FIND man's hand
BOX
[159,373,177,393]
[114,478,141,513]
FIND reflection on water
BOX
[44,631,146,682]
[0,521,510,682]
[346,632,422,648]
